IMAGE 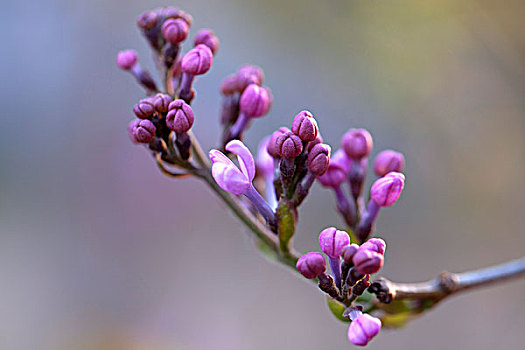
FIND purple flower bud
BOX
[133,98,156,119]
[220,75,239,95]
[318,227,350,258]
[373,149,405,177]
[348,313,382,346]
[153,93,173,114]
[267,127,290,158]
[116,50,138,70]
[236,65,264,91]
[296,252,327,279]
[360,238,386,255]
[352,248,384,275]
[307,143,331,176]
[137,11,158,30]
[181,44,213,75]
[370,172,405,207]
[291,110,319,142]
[133,119,156,143]
[317,150,351,188]
[341,243,360,264]
[128,119,140,144]
[307,134,323,152]
[239,84,271,118]
[194,29,219,55]
[209,140,256,195]
[161,18,189,44]
[342,128,373,159]
[166,99,194,133]
[275,132,303,159]
[160,7,193,25]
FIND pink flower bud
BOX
[133,98,156,119]
[116,50,138,70]
[317,149,351,188]
[133,119,156,143]
[292,110,318,142]
[307,134,323,152]
[360,238,386,255]
[137,11,158,30]
[318,227,350,258]
[342,128,373,159]
[220,75,239,95]
[194,29,219,55]
[352,248,384,275]
[341,244,360,264]
[307,143,331,176]
[161,18,189,44]
[153,93,173,114]
[348,313,382,346]
[371,172,405,207]
[275,132,303,159]
[267,127,290,158]
[128,119,140,144]
[160,7,193,25]
[373,149,405,177]
[236,65,264,91]
[166,99,194,133]
[239,84,271,118]
[296,252,326,279]
[181,44,213,75]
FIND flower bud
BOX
[347,313,381,346]
[133,119,156,143]
[153,93,173,114]
[318,227,350,259]
[307,143,331,176]
[220,75,239,95]
[292,110,318,142]
[166,99,194,133]
[137,11,158,30]
[317,150,351,188]
[181,44,213,75]
[133,98,156,119]
[370,172,405,207]
[236,65,264,91]
[373,149,405,177]
[116,50,138,70]
[161,7,193,25]
[128,119,140,144]
[341,244,360,264]
[239,84,271,118]
[307,134,323,152]
[296,252,326,279]
[360,238,386,255]
[275,132,302,159]
[352,248,384,275]
[161,18,189,44]
[267,127,290,158]
[194,29,219,55]
[342,128,373,159]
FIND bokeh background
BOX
[2,0,525,349]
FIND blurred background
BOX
[2,0,525,349]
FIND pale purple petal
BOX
[209,149,250,195]
[225,140,256,182]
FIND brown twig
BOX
[369,256,525,303]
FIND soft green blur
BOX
[1,0,525,349]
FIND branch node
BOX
[438,271,459,294]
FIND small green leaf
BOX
[326,296,351,323]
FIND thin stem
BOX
[155,154,192,178]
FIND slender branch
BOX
[155,154,192,178]
[370,256,525,303]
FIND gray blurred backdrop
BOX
[2,0,525,349]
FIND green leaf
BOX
[326,296,351,323]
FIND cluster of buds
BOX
[219,65,272,145]
[316,128,406,242]
[118,6,219,162]
[118,6,408,347]
[297,229,386,346]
